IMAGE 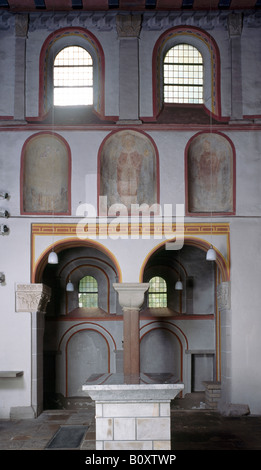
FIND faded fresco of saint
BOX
[187,133,234,213]
[22,133,70,214]
[99,130,158,212]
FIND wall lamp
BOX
[0,209,9,218]
[0,224,9,235]
[0,272,5,284]
[0,192,9,199]
[66,280,74,292]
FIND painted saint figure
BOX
[99,130,158,213]
[117,134,143,207]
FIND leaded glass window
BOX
[54,46,93,106]
[148,276,167,308]
[164,44,203,104]
[78,275,98,308]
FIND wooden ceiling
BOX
[0,0,260,12]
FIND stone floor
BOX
[0,393,260,451]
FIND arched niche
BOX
[40,243,120,317]
[66,329,109,396]
[98,129,159,214]
[142,243,217,316]
[186,132,236,215]
[140,327,182,382]
[21,132,71,215]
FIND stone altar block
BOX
[82,373,184,450]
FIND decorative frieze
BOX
[15,283,51,313]
[1,10,261,33]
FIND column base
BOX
[10,406,36,419]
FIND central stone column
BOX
[84,283,184,450]
[113,282,149,379]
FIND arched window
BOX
[39,28,105,119]
[78,276,98,308]
[54,46,93,106]
[152,26,221,120]
[148,276,167,308]
[164,44,203,104]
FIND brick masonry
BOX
[203,381,221,409]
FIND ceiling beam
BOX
[1,0,260,11]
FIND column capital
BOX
[15,13,29,38]
[15,283,51,313]
[228,12,243,38]
[113,282,149,310]
[116,14,142,38]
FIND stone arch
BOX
[140,237,229,284]
[33,238,122,285]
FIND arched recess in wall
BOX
[38,27,105,120]
[56,323,116,397]
[140,239,228,389]
[66,329,110,396]
[152,26,222,120]
[60,263,112,315]
[185,131,236,216]
[98,129,160,215]
[20,132,71,215]
[140,325,184,384]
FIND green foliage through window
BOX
[78,275,98,308]
[148,276,167,308]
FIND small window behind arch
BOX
[164,44,203,104]
[148,276,167,308]
[54,46,93,106]
[78,275,98,308]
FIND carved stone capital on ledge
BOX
[15,284,51,313]
[217,281,231,311]
[228,12,243,38]
[116,14,142,38]
[15,13,29,38]
[113,282,149,310]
